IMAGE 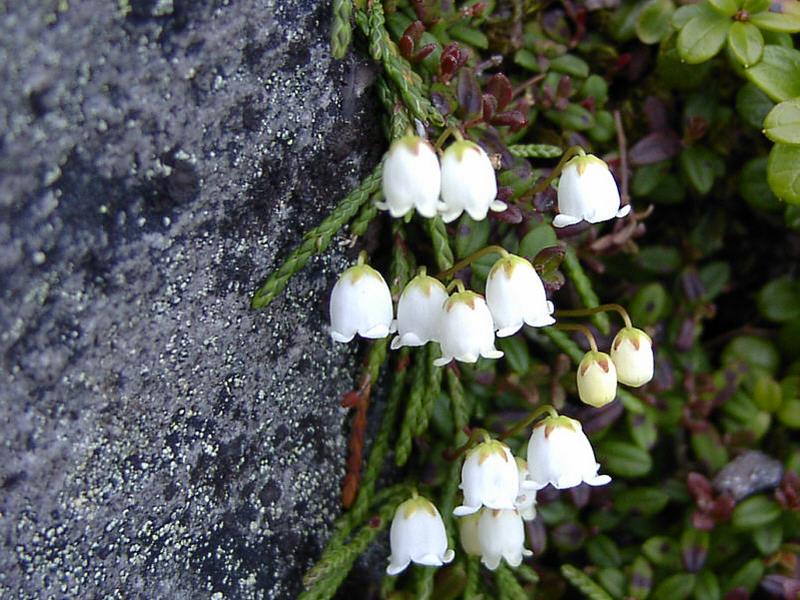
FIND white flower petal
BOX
[330,264,394,343]
[555,155,624,227]
[382,136,442,219]
[438,291,502,365]
[440,141,498,223]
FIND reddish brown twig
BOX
[341,373,373,508]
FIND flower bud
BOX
[611,327,654,387]
[526,415,611,490]
[391,272,448,350]
[433,291,503,366]
[577,350,618,408]
[477,509,532,570]
[514,457,538,521]
[485,254,555,337]
[553,153,630,228]
[386,495,455,575]
[454,440,519,516]
[330,262,395,343]
[379,135,441,218]
[439,140,505,223]
[457,512,482,557]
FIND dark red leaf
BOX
[491,110,528,130]
[556,75,572,99]
[482,93,497,121]
[399,35,414,59]
[486,73,513,110]
[457,68,482,115]
[644,96,670,132]
[629,131,682,166]
[403,20,425,44]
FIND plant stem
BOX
[556,303,633,329]
[499,404,559,440]
[436,245,509,280]
[554,322,598,352]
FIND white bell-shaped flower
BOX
[457,512,482,557]
[439,140,506,223]
[477,509,532,570]
[610,327,654,387]
[485,254,555,337]
[577,350,618,408]
[386,495,455,576]
[391,269,448,350]
[330,256,395,343]
[433,290,503,366]
[379,135,441,218]
[526,415,611,490]
[514,458,538,521]
[454,439,519,516]
[553,153,631,228]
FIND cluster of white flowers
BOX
[379,135,507,223]
[576,326,654,408]
[386,414,611,574]
[330,254,554,366]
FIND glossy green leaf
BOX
[629,556,654,600]
[735,82,775,128]
[652,573,696,600]
[763,98,800,143]
[768,143,800,204]
[630,282,670,325]
[514,48,542,72]
[778,397,800,428]
[497,336,530,375]
[629,410,659,449]
[699,261,731,300]
[722,335,781,374]
[743,0,770,12]
[545,104,596,131]
[549,54,590,77]
[726,558,765,593]
[677,10,731,64]
[693,571,721,600]
[519,223,557,261]
[643,536,682,569]
[588,110,616,143]
[745,45,800,102]
[753,520,783,555]
[597,568,626,599]
[636,0,676,44]
[454,214,490,259]
[597,440,653,477]
[753,373,783,412]
[750,1,800,32]
[672,4,703,28]
[728,21,764,67]
[758,276,800,322]
[580,74,609,104]
[732,494,782,529]
[740,156,781,212]
[680,146,719,195]
[448,24,489,49]
[636,246,683,273]
[586,535,623,568]
[690,430,729,471]
[708,0,740,16]
[615,487,670,515]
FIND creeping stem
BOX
[435,245,510,281]
[554,322,599,352]
[556,303,633,329]
[499,404,560,440]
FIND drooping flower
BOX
[386,495,455,576]
[477,508,532,570]
[485,254,555,337]
[379,135,441,218]
[438,140,506,223]
[391,269,448,350]
[577,350,618,408]
[526,415,611,490]
[457,512,482,557]
[330,258,395,343]
[454,439,519,516]
[514,457,538,521]
[610,327,654,387]
[553,153,631,228]
[433,290,503,366]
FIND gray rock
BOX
[713,450,783,501]
[0,1,384,598]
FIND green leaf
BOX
[758,276,800,322]
[699,261,731,300]
[753,373,783,412]
[588,110,616,143]
[586,535,623,568]
[677,10,731,64]
[690,430,729,471]
[764,98,800,143]
[615,487,670,515]
[753,520,783,554]
[680,146,719,194]
[597,568,626,599]
[728,21,764,67]
[636,0,676,44]
[732,494,782,530]
[454,214,490,259]
[726,558,765,594]
[743,0,770,12]
[768,143,800,204]
[549,54,590,78]
[693,571,721,600]
[561,565,614,600]
[750,1,800,32]
[745,45,800,102]
[448,24,489,49]
[597,440,653,477]
[629,556,654,600]
[778,397,800,428]
[735,82,775,129]
[497,337,530,375]
[514,48,542,72]
[630,282,670,326]
[672,4,703,28]
[652,574,696,600]
[709,0,740,15]
[580,74,609,104]
[740,156,781,212]
[628,410,659,449]
[545,104,596,131]
[636,246,683,273]
[519,223,558,260]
